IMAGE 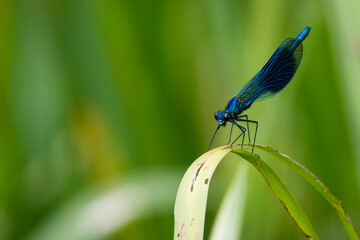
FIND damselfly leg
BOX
[230,120,246,150]
[227,123,234,145]
[236,117,258,153]
[237,115,251,143]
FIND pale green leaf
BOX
[174,146,232,240]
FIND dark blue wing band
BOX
[236,27,310,104]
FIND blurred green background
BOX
[1,0,360,239]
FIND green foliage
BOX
[209,163,248,240]
[174,145,359,239]
[0,0,359,239]
[28,169,181,240]
[254,145,360,240]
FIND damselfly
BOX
[210,27,311,152]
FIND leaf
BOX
[174,145,318,240]
[233,149,319,239]
[252,144,360,240]
[174,146,232,240]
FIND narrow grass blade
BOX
[233,150,319,240]
[209,163,248,240]
[252,144,360,240]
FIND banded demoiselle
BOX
[210,27,311,153]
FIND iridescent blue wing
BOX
[237,27,310,105]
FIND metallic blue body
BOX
[216,27,310,121]
[226,97,245,114]
[298,27,311,41]
[212,27,311,151]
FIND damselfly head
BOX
[214,111,231,126]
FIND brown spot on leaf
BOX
[177,224,185,240]
[191,163,205,192]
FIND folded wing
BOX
[237,37,303,105]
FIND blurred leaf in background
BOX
[0,0,359,239]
